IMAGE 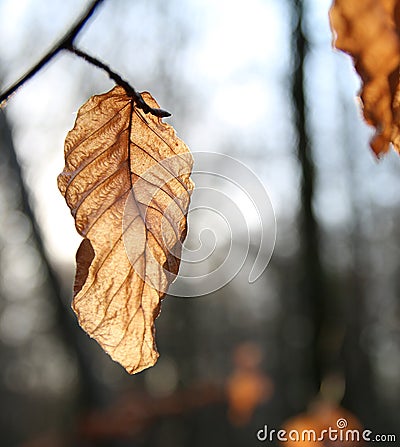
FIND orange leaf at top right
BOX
[330,0,400,156]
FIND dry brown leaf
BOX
[330,0,400,156]
[58,86,194,374]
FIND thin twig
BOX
[67,45,171,118]
[0,0,171,118]
[0,0,104,106]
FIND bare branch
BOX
[0,0,170,119]
[0,0,104,106]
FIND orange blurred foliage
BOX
[18,433,68,447]
[330,0,400,156]
[226,342,274,426]
[282,400,363,447]
[79,383,223,442]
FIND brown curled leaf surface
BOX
[58,86,194,374]
[330,0,400,156]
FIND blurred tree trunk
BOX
[290,0,325,401]
[338,98,380,427]
[0,109,104,410]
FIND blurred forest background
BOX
[0,0,400,446]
